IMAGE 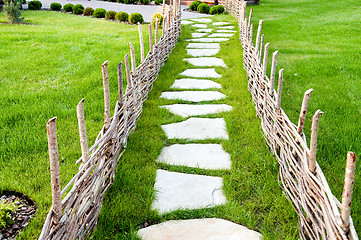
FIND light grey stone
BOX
[160,91,225,102]
[218,25,235,29]
[217,29,237,33]
[170,78,222,89]
[186,43,220,49]
[189,18,212,23]
[160,104,233,117]
[161,118,229,140]
[196,28,213,33]
[138,218,262,240]
[191,33,208,38]
[181,20,194,25]
[208,33,234,38]
[191,23,208,28]
[212,21,231,26]
[180,68,222,78]
[189,38,230,42]
[151,170,227,213]
[157,144,231,170]
[184,57,227,67]
[186,48,220,57]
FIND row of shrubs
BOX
[189,1,225,14]
[101,0,162,5]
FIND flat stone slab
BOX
[190,18,212,23]
[160,104,233,117]
[186,48,220,57]
[170,78,222,89]
[138,218,262,240]
[189,38,230,42]
[181,20,194,25]
[184,57,227,67]
[191,24,208,28]
[191,33,208,38]
[187,43,220,49]
[208,33,234,38]
[218,26,235,29]
[212,21,231,26]
[157,144,231,170]
[180,68,222,78]
[161,118,229,140]
[151,170,227,213]
[217,29,237,33]
[196,29,213,33]
[160,91,225,102]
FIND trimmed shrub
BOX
[63,3,73,12]
[116,0,125,3]
[93,8,106,18]
[129,12,144,24]
[73,4,84,14]
[105,10,116,20]
[197,2,209,14]
[139,0,149,4]
[209,5,224,14]
[124,0,136,4]
[189,0,201,11]
[151,12,163,28]
[27,0,42,10]
[115,11,128,22]
[3,0,24,23]
[50,2,62,11]
[154,0,162,5]
[83,7,94,16]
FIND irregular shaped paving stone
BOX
[187,43,220,49]
[161,118,229,140]
[186,48,220,57]
[157,144,231,170]
[160,91,225,102]
[151,170,227,213]
[189,18,212,23]
[160,104,233,117]
[170,78,222,89]
[217,29,237,33]
[180,68,221,78]
[218,25,235,29]
[212,21,231,26]
[191,24,208,28]
[181,20,194,25]
[191,33,208,38]
[189,38,230,42]
[196,28,213,33]
[184,57,227,67]
[208,33,234,38]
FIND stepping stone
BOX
[191,24,208,28]
[190,18,212,23]
[212,21,231,26]
[151,170,227,213]
[161,118,229,140]
[187,43,220,49]
[208,33,234,38]
[184,57,227,67]
[217,29,237,33]
[187,48,220,57]
[189,38,230,42]
[160,104,233,117]
[181,20,194,25]
[196,29,213,33]
[218,26,235,29]
[170,79,222,89]
[138,218,262,240]
[160,91,225,102]
[157,144,231,170]
[191,33,208,38]
[180,68,222,78]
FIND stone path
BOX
[138,17,262,240]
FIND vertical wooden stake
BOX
[101,61,111,129]
[47,117,62,225]
[247,8,253,29]
[138,23,144,62]
[255,20,263,52]
[148,24,153,53]
[155,18,159,44]
[124,53,132,90]
[163,15,168,36]
[259,34,264,63]
[297,89,313,134]
[117,61,123,105]
[262,43,269,79]
[243,2,247,21]
[77,99,89,165]
[269,50,278,96]
[249,24,253,42]
[275,69,284,114]
[341,151,357,230]
[128,42,136,73]
[309,110,324,174]
[167,9,171,27]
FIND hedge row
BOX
[189,1,225,14]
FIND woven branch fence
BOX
[39,2,181,239]
[219,0,359,239]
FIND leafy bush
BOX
[151,12,163,28]
[93,8,106,18]
[115,11,128,22]
[83,7,94,16]
[108,0,116,2]
[73,4,84,14]
[3,0,24,23]
[154,0,162,4]
[0,201,19,229]
[105,10,116,20]
[116,0,124,3]
[129,12,144,24]
[27,0,42,10]
[124,0,136,4]
[139,0,149,4]
[50,2,61,11]
[189,0,201,11]
[209,5,224,14]
[197,3,209,14]
[63,3,73,12]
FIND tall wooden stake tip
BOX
[313,110,324,119]
[259,19,263,24]
[305,88,313,95]
[347,151,357,162]
[265,42,270,48]
[78,98,85,105]
[273,50,279,57]
[102,61,109,66]
[279,68,284,77]
[47,117,57,125]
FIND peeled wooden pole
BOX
[77,99,89,165]
[262,43,269,79]
[297,89,313,134]
[247,8,253,29]
[309,110,323,174]
[155,18,159,44]
[163,15,167,36]
[101,61,111,129]
[275,69,284,114]
[138,23,145,62]
[148,24,153,53]
[269,50,278,96]
[117,62,123,105]
[124,53,132,89]
[47,117,62,224]
[255,20,263,53]
[259,34,264,63]
[249,24,253,42]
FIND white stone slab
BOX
[208,33,234,38]
[170,79,221,89]
[186,43,220,49]
[180,68,222,78]
[160,104,233,117]
[184,57,227,67]
[196,28,213,33]
[218,26,235,29]
[217,29,237,33]
[162,118,229,140]
[191,33,208,38]
[157,144,231,170]
[181,20,194,25]
[186,48,220,57]
[212,21,231,26]
[160,91,225,102]
[189,38,230,42]
[138,218,262,240]
[192,24,208,28]
[152,170,227,213]
[189,18,212,23]
[160,103,232,117]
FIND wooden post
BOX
[275,69,284,114]
[255,20,263,52]
[262,43,269,79]
[243,2,247,21]
[117,61,123,105]
[249,24,253,42]
[77,99,89,165]
[341,151,357,230]
[138,23,145,62]
[101,61,111,129]
[269,50,278,96]
[247,8,253,29]
[167,9,171,27]
[155,18,159,44]
[46,117,62,224]
[297,89,313,134]
[163,15,167,36]
[148,24,153,53]
[309,110,323,174]
[259,34,264,63]
[124,53,132,90]
[128,42,136,73]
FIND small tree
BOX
[3,0,24,24]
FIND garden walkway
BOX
[137,18,262,239]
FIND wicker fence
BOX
[39,2,181,239]
[219,0,359,239]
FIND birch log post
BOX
[101,61,111,130]
[138,23,145,62]
[128,42,136,73]
[255,20,263,53]
[269,50,278,96]
[275,69,284,115]
[163,15,167,36]
[117,62,123,105]
[309,110,323,174]
[297,89,313,134]
[76,99,89,165]
[247,8,253,29]
[259,34,264,63]
[124,53,132,90]
[262,43,269,79]
[148,24,153,53]
[155,18,159,44]
[249,24,253,42]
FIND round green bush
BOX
[209,5,224,14]
[105,10,116,20]
[73,4,84,14]
[93,8,106,18]
[124,0,136,4]
[139,0,149,4]
[197,3,210,14]
[129,12,144,24]
[50,2,62,11]
[83,7,94,16]
[115,11,128,22]
[151,12,163,28]
[63,3,73,12]
[154,0,162,5]
[116,0,124,3]
[28,0,42,10]
[189,0,201,11]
